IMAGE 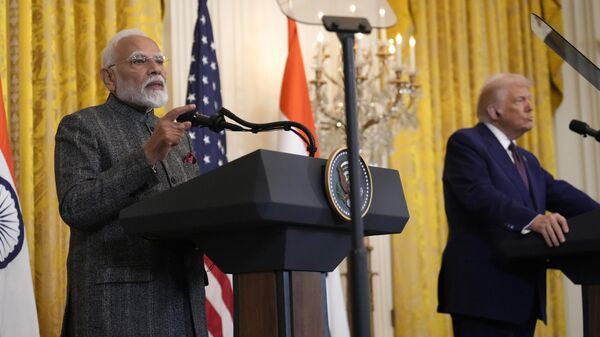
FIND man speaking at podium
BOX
[54,29,208,337]
[438,73,600,337]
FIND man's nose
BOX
[147,60,164,75]
[525,99,533,112]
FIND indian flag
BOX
[0,77,40,337]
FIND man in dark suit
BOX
[437,73,599,337]
[55,29,207,336]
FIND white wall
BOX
[554,1,600,336]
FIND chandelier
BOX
[310,30,420,166]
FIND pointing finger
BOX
[164,104,197,121]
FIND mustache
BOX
[143,75,166,88]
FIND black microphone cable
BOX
[177,108,318,157]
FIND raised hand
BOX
[143,104,196,166]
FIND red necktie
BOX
[508,143,529,191]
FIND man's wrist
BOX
[141,146,159,174]
[521,214,542,234]
[143,145,158,166]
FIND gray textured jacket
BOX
[55,95,207,337]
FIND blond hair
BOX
[476,73,532,122]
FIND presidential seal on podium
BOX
[324,148,373,221]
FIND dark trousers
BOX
[451,314,536,337]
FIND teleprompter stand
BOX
[320,16,375,337]
[120,149,409,337]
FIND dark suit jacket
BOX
[55,95,207,337]
[437,123,599,324]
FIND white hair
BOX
[101,29,148,68]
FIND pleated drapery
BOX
[0,1,163,335]
[387,1,565,336]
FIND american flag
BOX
[185,1,233,336]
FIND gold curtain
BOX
[387,0,565,336]
[0,1,163,336]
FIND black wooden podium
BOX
[120,149,409,337]
[501,209,600,337]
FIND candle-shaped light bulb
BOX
[409,36,416,73]
[395,33,403,46]
[388,44,396,55]
[395,33,403,68]
[387,38,395,55]
[317,31,324,44]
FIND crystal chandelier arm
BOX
[324,72,341,87]
[319,109,346,129]
[362,118,381,130]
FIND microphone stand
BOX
[196,107,318,157]
[322,16,372,337]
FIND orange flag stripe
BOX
[0,78,15,181]
[279,18,319,157]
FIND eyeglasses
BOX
[107,54,168,69]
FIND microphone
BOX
[178,107,318,157]
[176,110,243,132]
[569,119,600,140]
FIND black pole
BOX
[338,31,371,337]
[322,16,372,337]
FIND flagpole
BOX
[322,16,372,337]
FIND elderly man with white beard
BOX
[54,29,208,337]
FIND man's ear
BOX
[101,68,116,92]
[487,105,500,120]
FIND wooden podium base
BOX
[234,271,327,337]
[583,285,600,337]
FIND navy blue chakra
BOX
[0,176,24,269]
